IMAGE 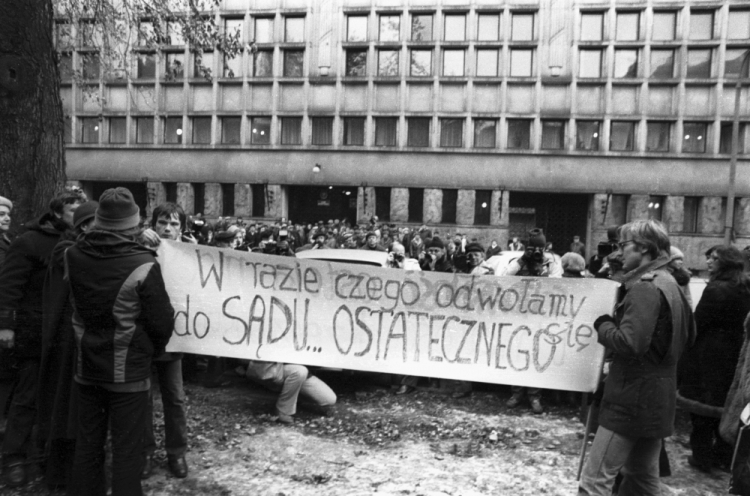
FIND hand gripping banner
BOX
[159,242,619,393]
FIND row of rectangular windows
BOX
[67,115,747,154]
[56,8,750,49]
[61,44,750,81]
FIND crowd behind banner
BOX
[1,188,750,495]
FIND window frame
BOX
[249,116,271,145]
[347,15,368,42]
[221,116,242,144]
[682,122,708,153]
[440,118,464,147]
[407,117,431,147]
[609,121,636,152]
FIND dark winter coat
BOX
[0,233,12,267]
[596,256,695,439]
[66,230,174,384]
[0,214,67,359]
[37,231,78,486]
[721,312,750,445]
[680,277,750,409]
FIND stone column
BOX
[146,182,167,219]
[735,198,750,235]
[391,188,409,222]
[489,190,510,248]
[203,183,222,217]
[664,196,684,234]
[490,190,509,226]
[265,184,283,219]
[234,184,252,217]
[699,197,724,235]
[423,189,443,224]
[627,194,650,221]
[176,183,195,215]
[357,186,376,223]
[456,189,475,226]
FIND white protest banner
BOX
[158,242,619,393]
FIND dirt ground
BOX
[2,370,732,495]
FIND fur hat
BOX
[0,196,12,211]
[427,236,445,249]
[73,201,99,229]
[527,228,546,248]
[562,252,586,272]
[95,188,140,231]
[465,242,485,254]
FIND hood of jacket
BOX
[26,212,68,237]
[75,229,156,259]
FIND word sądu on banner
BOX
[158,242,619,393]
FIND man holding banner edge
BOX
[578,220,695,495]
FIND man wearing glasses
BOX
[579,220,695,495]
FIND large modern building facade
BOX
[60,0,750,270]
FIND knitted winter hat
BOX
[95,188,140,231]
[0,196,12,211]
[73,201,99,229]
[527,228,546,248]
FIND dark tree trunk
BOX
[0,0,66,228]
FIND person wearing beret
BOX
[578,220,694,495]
[0,195,13,448]
[0,196,13,267]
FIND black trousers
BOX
[691,413,734,467]
[2,359,39,465]
[70,384,147,496]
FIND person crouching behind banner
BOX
[578,219,695,496]
[140,202,194,479]
[245,361,336,424]
[67,188,174,496]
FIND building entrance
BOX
[288,186,358,225]
[508,192,590,255]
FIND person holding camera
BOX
[501,228,562,279]
[419,237,454,273]
[502,228,561,414]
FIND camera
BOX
[597,242,617,258]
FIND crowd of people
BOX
[1,186,750,495]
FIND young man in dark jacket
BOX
[141,203,193,479]
[67,188,174,496]
[0,187,85,487]
[578,219,695,495]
